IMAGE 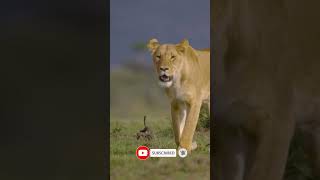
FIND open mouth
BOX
[159,75,173,82]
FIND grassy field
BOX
[110,63,210,179]
[110,63,317,180]
[110,116,210,180]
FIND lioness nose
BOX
[160,67,169,71]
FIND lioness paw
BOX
[178,142,197,152]
[178,144,192,153]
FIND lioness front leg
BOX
[246,113,295,180]
[179,100,202,152]
[171,100,187,147]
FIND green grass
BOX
[110,64,209,179]
[110,116,210,180]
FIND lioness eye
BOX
[156,55,161,59]
[171,56,176,59]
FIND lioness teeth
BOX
[159,75,171,82]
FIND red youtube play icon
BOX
[136,146,150,160]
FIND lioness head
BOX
[147,38,190,88]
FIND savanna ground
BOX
[110,60,316,180]
[110,113,210,180]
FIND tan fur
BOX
[147,38,210,152]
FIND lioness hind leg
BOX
[206,101,210,117]
[189,101,209,151]
[192,141,198,150]
[171,101,187,147]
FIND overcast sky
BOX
[110,0,210,67]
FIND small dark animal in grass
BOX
[136,116,153,141]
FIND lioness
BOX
[147,39,210,152]
[212,0,320,180]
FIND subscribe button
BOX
[136,146,187,160]
[150,149,176,157]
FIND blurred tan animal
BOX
[212,0,320,179]
[147,39,210,152]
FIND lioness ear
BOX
[176,39,189,53]
[147,38,160,54]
